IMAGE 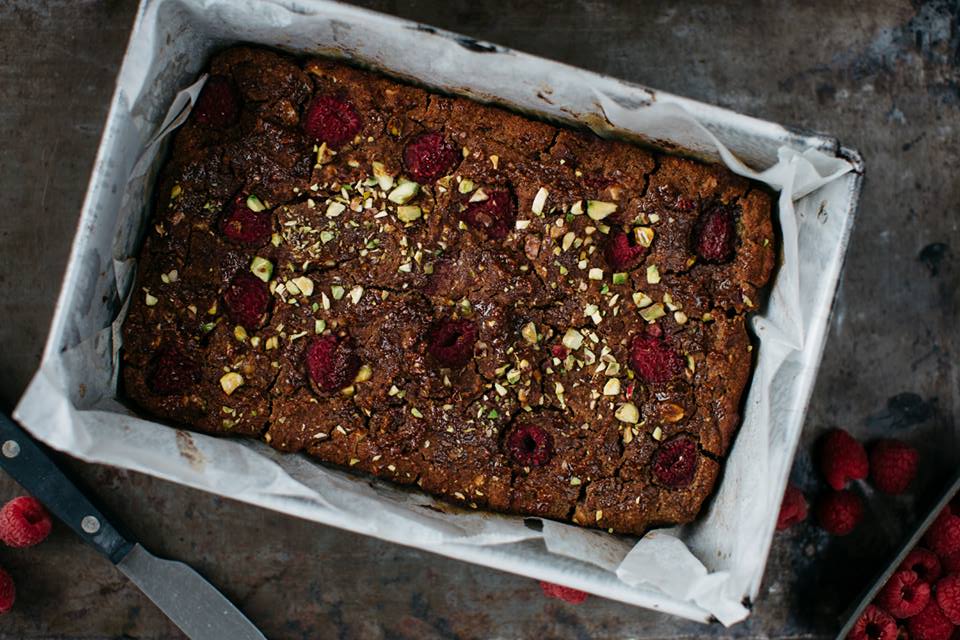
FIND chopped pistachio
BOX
[603,378,621,396]
[489,154,499,169]
[315,319,326,334]
[562,328,584,350]
[506,368,521,384]
[521,321,539,344]
[570,200,584,215]
[331,285,345,300]
[586,200,617,220]
[233,325,248,342]
[326,201,346,218]
[634,226,655,247]
[372,161,394,191]
[674,311,688,325]
[170,184,182,199]
[348,285,364,304]
[515,219,530,230]
[570,477,582,486]
[612,272,628,285]
[531,187,549,214]
[487,409,499,419]
[144,292,158,306]
[588,268,604,281]
[265,336,279,350]
[652,426,664,441]
[615,402,639,423]
[387,179,420,204]
[410,407,424,419]
[397,205,422,222]
[632,291,653,308]
[649,213,661,223]
[458,178,475,194]
[355,364,373,383]
[219,372,244,395]
[468,187,489,203]
[646,264,661,284]
[291,276,314,297]
[250,256,273,282]
[494,382,508,396]
[245,195,266,212]
[640,302,666,322]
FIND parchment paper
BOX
[14,0,860,624]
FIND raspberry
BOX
[539,581,588,604]
[506,423,553,467]
[402,132,460,183]
[193,75,240,128]
[694,204,736,263]
[900,548,943,583]
[304,335,359,392]
[220,196,272,245]
[877,570,931,618]
[147,345,198,395]
[0,566,13,614]
[869,439,919,494]
[629,330,683,384]
[815,489,863,536]
[943,552,960,574]
[652,436,699,488]
[907,601,955,640]
[550,344,568,360]
[223,271,271,330]
[604,232,648,271]
[849,605,898,640]
[303,95,361,148]
[0,497,52,548]
[925,510,960,558]
[776,484,808,530]
[459,189,516,240]
[819,429,869,490]
[936,574,960,624]
[427,319,478,368]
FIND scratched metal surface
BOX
[0,1,957,638]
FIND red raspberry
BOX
[0,497,52,548]
[0,566,13,614]
[539,581,588,604]
[935,574,960,624]
[908,601,955,640]
[900,548,943,583]
[776,484,808,530]
[304,335,359,392]
[303,95,361,148]
[849,604,898,640]
[147,345,199,395]
[629,330,683,384]
[869,439,919,494]
[815,489,863,536]
[427,319,478,368]
[819,429,869,490]
[652,436,699,488]
[924,510,960,558]
[223,271,271,330]
[220,196,272,245]
[694,204,736,263]
[506,423,553,467]
[193,75,240,128]
[550,344,569,360]
[877,569,931,618]
[459,189,516,240]
[604,232,648,271]
[402,132,460,183]
[943,551,960,574]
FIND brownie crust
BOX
[121,47,775,535]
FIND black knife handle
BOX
[0,413,132,563]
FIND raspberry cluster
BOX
[0,495,55,615]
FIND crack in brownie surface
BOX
[121,47,775,535]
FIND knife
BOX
[0,413,266,640]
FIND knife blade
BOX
[0,413,265,640]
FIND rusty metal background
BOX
[0,1,957,638]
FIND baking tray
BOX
[836,471,960,638]
[13,0,864,623]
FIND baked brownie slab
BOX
[121,47,775,535]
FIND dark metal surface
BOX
[0,1,957,638]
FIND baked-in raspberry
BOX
[652,436,699,488]
[907,601,955,640]
[629,330,683,384]
[877,569,931,619]
[402,132,460,183]
[427,319,478,368]
[304,335,359,392]
[924,510,960,558]
[849,604,898,640]
[935,574,960,624]
[819,429,869,491]
[943,551,960,574]
[193,75,240,128]
[776,484,808,530]
[539,581,588,604]
[220,196,272,245]
[694,204,736,263]
[900,548,943,583]
[506,423,553,467]
[303,95,361,148]
[459,189,516,240]
[0,566,13,614]
[147,345,199,395]
[224,271,271,330]
[604,232,648,270]
[0,497,52,548]
[869,439,919,494]
[551,344,568,360]
[815,489,863,536]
